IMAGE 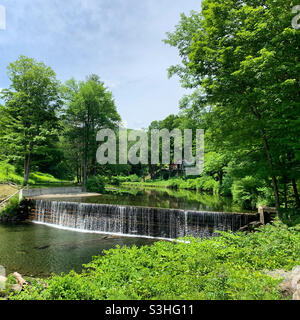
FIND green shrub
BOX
[0,162,60,185]
[0,195,20,218]
[221,174,234,197]
[0,162,25,185]
[29,172,60,183]
[231,176,268,210]
[122,176,220,194]
[279,208,300,227]
[128,174,141,182]
[109,175,142,186]
[195,176,220,194]
[86,175,106,193]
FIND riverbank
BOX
[120,177,219,193]
[0,266,37,300]
[8,219,300,300]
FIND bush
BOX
[29,172,61,183]
[231,176,269,210]
[109,175,142,186]
[10,219,300,300]
[221,174,234,197]
[86,175,106,193]
[0,162,25,185]
[0,195,20,218]
[0,162,61,185]
[195,176,220,194]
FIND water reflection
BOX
[50,187,249,213]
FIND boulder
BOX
[0,276,7,290]
[293,290,300,300]
[0,266,6,277]
[264,266,300,299]
[13,272,27,287]
[291,274,300,291]
[291,266,300,275]
[264,269,292,281]
[10,284,22,292]
[278,280,294,297]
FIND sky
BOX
[0,0,201,129]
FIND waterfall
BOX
[30,200,257,240]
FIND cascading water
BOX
[30,200,257,240]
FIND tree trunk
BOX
[283,180,287,209]
[218,170,223,187]
[82,123,88,187]
[76,162,80,184]
[291,178,300,208]
[251,107,280,212]
[83,157,87,187]
[23,146,32,185]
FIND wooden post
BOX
[258,206,277,224]
[19,189,23,201]
[258,206,265,224]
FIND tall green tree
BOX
[62,75,121,185]
[165,0,300,210]
[0,56,62,183]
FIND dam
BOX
[29,199,258,240]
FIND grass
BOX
[0,184,18,201]
[0,194,20,219]
[0,161,74,188]
[0,162,27,185]
[120,176,220,194]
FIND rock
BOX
[291,274,300,291]
[238,226,248,232]
[0,276,7,290]
[291,266,300,275]
[0,265,6,277]
[293,290,300,300]
[278,280,294,296]
[13,272,27,287]
[264,266,300,299]
[238,221,263,232]
[10,284,22,292]
[264,269,292,281]
[249,221,263,227]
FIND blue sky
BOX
[0,0,201,129]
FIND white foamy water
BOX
[31,200,256,240]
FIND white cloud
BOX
[0,0,202,128]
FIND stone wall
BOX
[21,187,84,198]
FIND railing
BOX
[33,181,79,186]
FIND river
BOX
[0,187,249,277]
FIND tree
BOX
[62,75,121,186]
[0,56,62,183]
[165,0,300,210]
